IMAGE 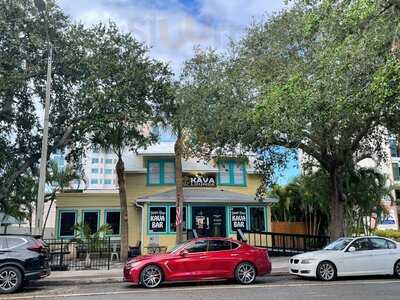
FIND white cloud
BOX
[57,0,287,74]
[199,0,285,28]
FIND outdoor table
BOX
[144,246,167,254]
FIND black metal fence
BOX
[44,238,115,271]
[237,230,330,256]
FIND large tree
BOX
[180,1,400,240]
[0,0,90,213]
[243,0,400,239]
[80,23,172,261]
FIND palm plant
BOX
[344,168,393,235]
[73,223,112,268]
[42,160,81,235]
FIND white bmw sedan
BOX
[289,236,400,281]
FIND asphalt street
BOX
[1,275,399,300]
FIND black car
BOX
[0,234,50,293]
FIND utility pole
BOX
[34,0,52,236]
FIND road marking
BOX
[1,279,400,299]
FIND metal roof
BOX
[135,188,278,204]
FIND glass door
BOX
[192,206,226,237]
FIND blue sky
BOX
[57,0,298,185]
[58,0,288,74]
[275,153,300,185]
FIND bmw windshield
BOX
[323,238,353,250]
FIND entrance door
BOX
[192,206,226,237]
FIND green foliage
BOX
[344,168,392,234]
[374,229,400,241]
[271,170,330,235]
[74,223,112,241]
[249,0,399,169]
[80,22,172,155]
[47,160,81,195]
[272,168,392,235]
[0,0,91,209]
[179,0,400,238]
[73,223,112,252]
[178,49,290,199]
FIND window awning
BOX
[135,188,278,205]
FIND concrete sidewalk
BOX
[39,257,289,286]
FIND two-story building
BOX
[55,141,276,251]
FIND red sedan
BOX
[123,237,271,288]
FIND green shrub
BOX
[374,229,400,241]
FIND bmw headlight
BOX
[301,259,315,264]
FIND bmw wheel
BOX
[235,262,256,285]
[316,261,336,281]
[394,260,400,278]
[140,265,163,288]
[0,266,22,294]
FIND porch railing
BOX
[44,238,114,271]
[237,230,330,256]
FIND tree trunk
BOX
[116,156,129,262]
[28,207,33,234]
[42,198,54,237]
[175,132,184,244]
[328,168,346,240]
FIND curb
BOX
[37,271,290,287]
[36,277,123,287]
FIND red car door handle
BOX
[200,256,208,259]
[230,254,239,256]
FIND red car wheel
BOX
[140,265,163,288]
[235,262,256,285]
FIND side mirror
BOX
[348,246,356,252]
[179,249,189,257]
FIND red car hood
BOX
[129,253,172,262]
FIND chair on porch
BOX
[110,242,120,261]
[128,241,141,258]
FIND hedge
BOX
[374,229,400,241]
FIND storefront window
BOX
[59,211,76,237]
[147,160,176,185]
[149,207,167,233]
[218,161,246,186]
[230,207,247,231]
[83,211,99,234]
[169,207,186,232]
[105,211,120,235]
[250,207,265,232]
